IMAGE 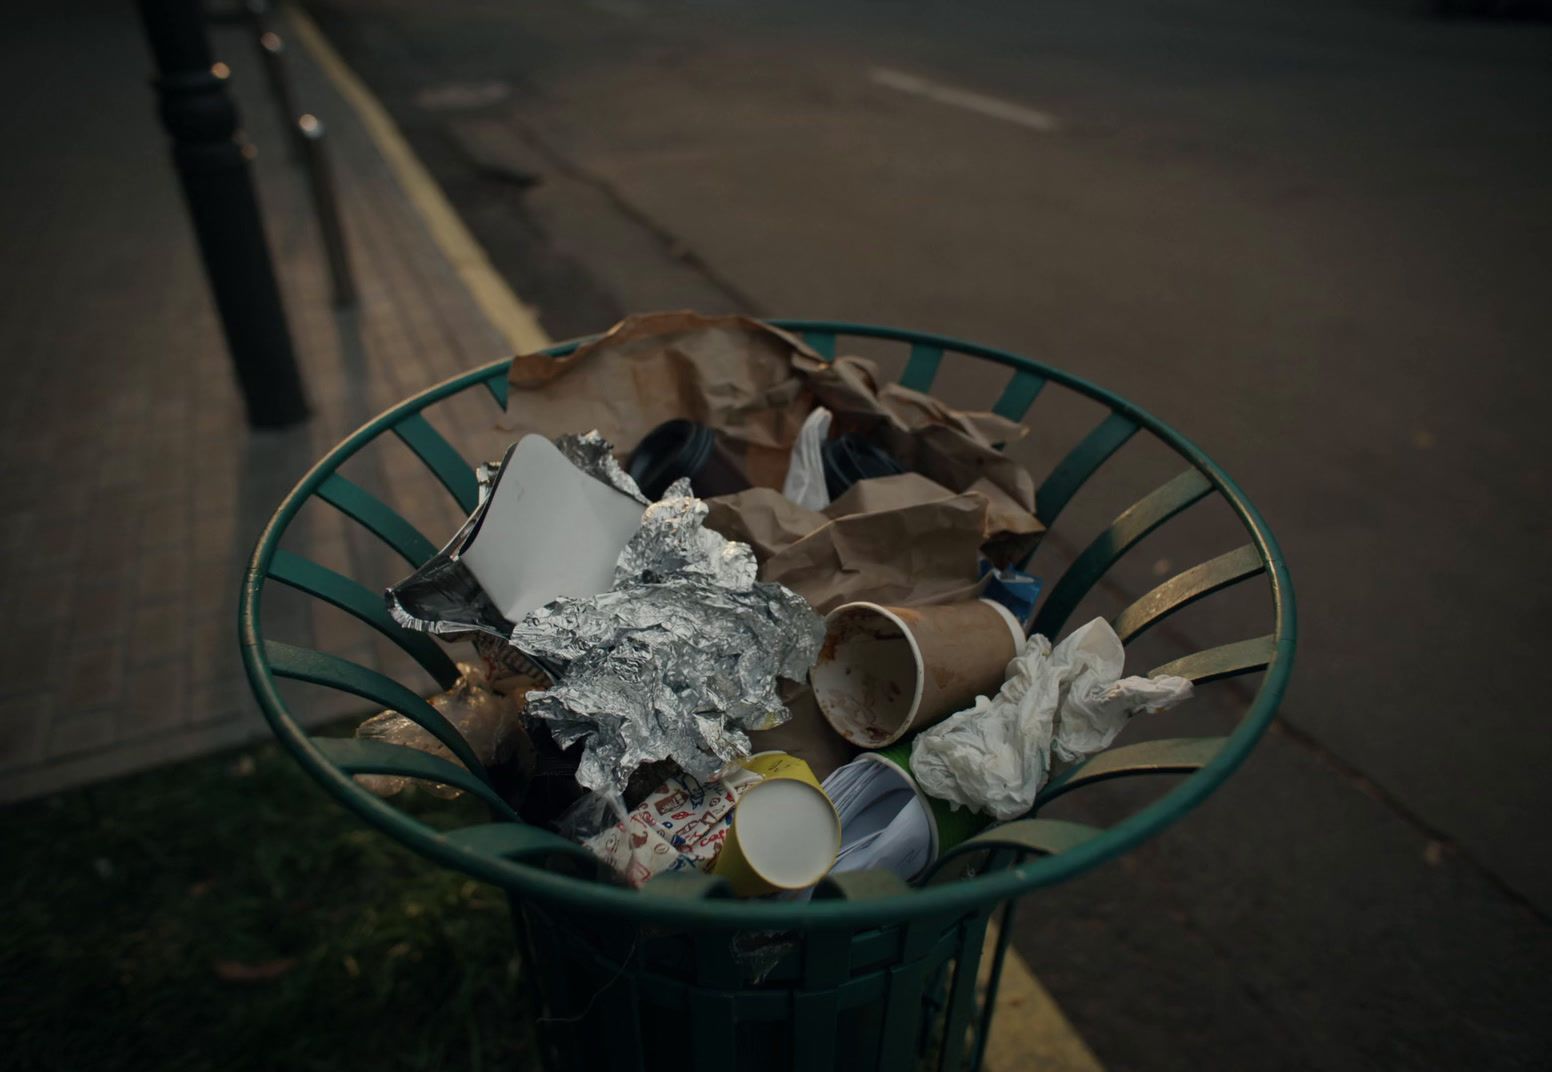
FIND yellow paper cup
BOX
[713,752,840,897]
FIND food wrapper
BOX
[382,426,822,801]
[353,662,533,799]
[573,765,764,888]
[382,453,514,641]
[383,432,647,657]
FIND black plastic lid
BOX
[626,419,716,500]
[821,434,905,500]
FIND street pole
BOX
[136,0,308,428]
[297,115,357,308]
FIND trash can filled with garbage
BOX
[242,314,1295,1071]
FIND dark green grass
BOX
[0,728,539,1072]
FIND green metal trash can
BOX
[241,321,1295,1071]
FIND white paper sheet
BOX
[822,756,934,881]
[460,435,646,622]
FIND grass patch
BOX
[0,727,540,1072]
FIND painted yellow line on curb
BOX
[288,5,552,353]
[982,921,1105,1072]
[290,11,1097,1067]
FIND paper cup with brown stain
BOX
[713,752,841,897]
[811,599,1025,748]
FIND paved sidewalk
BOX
[0,0,523,802]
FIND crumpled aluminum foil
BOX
[511,489,824,796]
[554,432,649,504]
[384,431,824,798]
[380,434,825,794]
[384,432,648,648]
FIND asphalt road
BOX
[300,1,1552,1067]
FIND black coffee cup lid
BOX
[821,434,905,499]
[626,419,716,500]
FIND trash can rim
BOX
[241,319,1296,928]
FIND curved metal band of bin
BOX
[241,320,1296,936]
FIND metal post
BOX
[136,0,308,429]
[247,0,304,157]
[298,115,357,308]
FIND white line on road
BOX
[870,67,1060,133]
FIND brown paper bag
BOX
[503,311,813,488]
[502,312,1045,561]
[705,473,990,614]
[797,354,1044,564]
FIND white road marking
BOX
[870,67,1060,133]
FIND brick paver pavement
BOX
[0,0,520,801]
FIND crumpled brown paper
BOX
[354,663,535,799]
[502,311,1045,561]
[503,311,812,488]
[746,682,857,781]
[704,472,990,614]
[797,354,1043,564]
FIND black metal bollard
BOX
[136,0,308,429]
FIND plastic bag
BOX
[781,406,833,510]
[910,618,1193,819]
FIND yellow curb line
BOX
[288,4,552,353]
[290,10,1100,1068]
[981,920,1105,1072]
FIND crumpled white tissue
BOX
[910,617,1193,820]
[781,406,833,510]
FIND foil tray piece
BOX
[384,446,515,640]
[555,432,650,504]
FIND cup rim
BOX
[730,777,842,891]
[977,597,1028,654]
[814,601,926,748]
[850,750,940,871]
